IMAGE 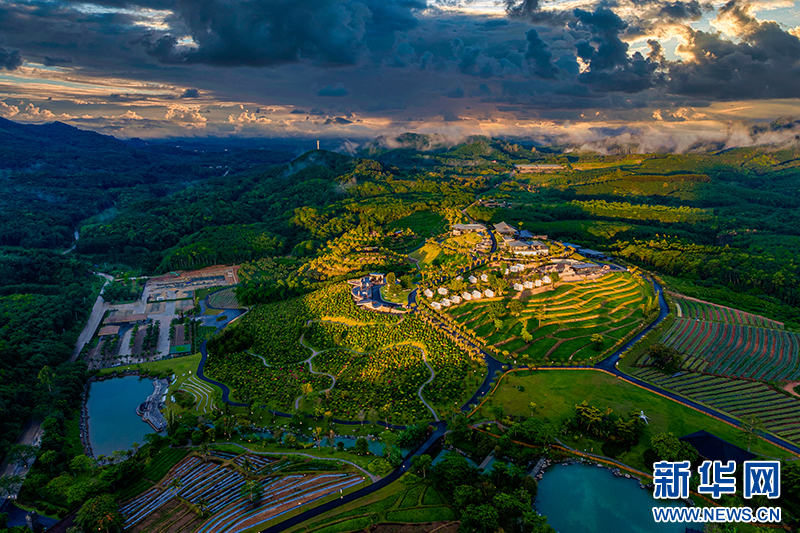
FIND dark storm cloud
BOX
[43,56,72,66]
[180,88,199,98]
[146,0,425,67]
[0,46,22,70]
[524,28,558,78]
[317,83,350,97]
[324,116,353,124]
[667,0,800,98]
[571,7,662,92]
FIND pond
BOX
[86,376,163,458]
[536,463,698,533]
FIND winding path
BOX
[294,334,337,410]
[418,350,439,421]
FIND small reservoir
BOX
[536,463,697,533]
[86,376,163,458]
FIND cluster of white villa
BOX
[424,284,499,310]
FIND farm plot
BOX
[657,319,800,381]
[632,368,800,444]
[121,453,366,533]
[673,296,784,329]
[447,272,651,362]
[208,287,240,309]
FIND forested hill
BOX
[0,118,297,251]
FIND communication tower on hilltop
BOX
[317,140,320,150]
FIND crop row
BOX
[675,298,783,330]
[633,369,800,444]
[660,319,800,381]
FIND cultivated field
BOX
[632,368,800,444]
[674,296,784,329]
[657,318,800,381]
[447,272,651,362]
[120,452,366,533]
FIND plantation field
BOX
[306,315,484,419]
[673,296,784,329]
[387,210,447,237]
[656,318,800,381]
[447,272,652,363]
[284,478,454,533]
[208,287,240,309]
[571,174,709,201]
[632,368,800,445]
[475,370,792,472]
[120,453,366,533]
[209,282,480,419]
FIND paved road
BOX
[70,272,114,361]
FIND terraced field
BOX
[674,296,784,329]
[447,272,651,362]
[120,453,366,533]
[658,318,800,381]
[632,368,800,445]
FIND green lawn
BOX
[379,285,411,305]
[475,370,793,472]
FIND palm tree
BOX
[197,497,210,518]
[357,409,366,427]
[167,477,183,494]
[199,443,210,463]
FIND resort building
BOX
[441,298,451,307]
[542,275,552,284]
[480,273,489,282]
[451,223,487,236]
[513,283,524,291]
[430,301,442,310]
[468,275,478,284]
[493,221,518,235]
[450,295,462,304]
[423,289,434,298]
[462,291,473,301]
[523,280,534,289]
[484,289,495,298]
[471,290,483,299]
[438,287,449,295]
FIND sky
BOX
[1,0,800,151]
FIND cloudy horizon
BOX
[1,0,800,152]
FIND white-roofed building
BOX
[535,279,542,287]
[423,289,434,298]
[542,275,552,284]
[471,290,483,299]
[430,301,442,310]
[480,273,489,282]
[451,295,462,304]
[513,283,524,291]
[441,298,451,307]
[468,275,478,284]
[438,287,449,295]
[484,289,495,298]
[523,280,534,289]
[462,291,473,301]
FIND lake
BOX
[536,463,698,533]
[86,376,162,458]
